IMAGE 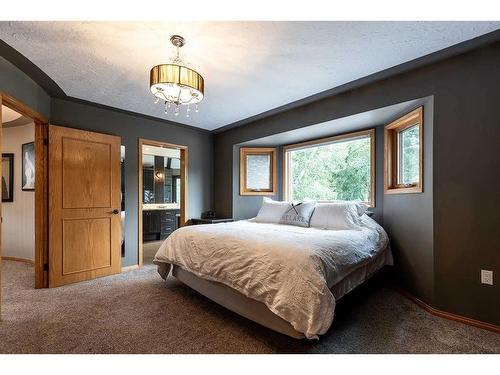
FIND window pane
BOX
[289,136,371,202]
[246,154,271,190]
[398,125,419,185]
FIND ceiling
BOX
[2,105,22,122]
[1,104,32,127]
[0,21,498,130]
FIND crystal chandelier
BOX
[150,35,204,118]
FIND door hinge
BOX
[43,138,48,146]
[43,263,49,271]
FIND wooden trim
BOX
[282,129,376,207]
[1,93,49,291]
[1,256,35,265]
[395,288,500,335]
[35,120,48,288]
[239,147,277,196]
[384,107,423,194]
[121,264,139,272]
[138,138,188,269]
[180,148,188,227]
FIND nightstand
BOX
[190,218,234,225]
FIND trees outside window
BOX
[284,129,375,206]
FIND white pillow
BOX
[309,201,367,230]
[279,201,316,227]
[255,197,290,223]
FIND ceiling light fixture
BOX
[150,35,204,118]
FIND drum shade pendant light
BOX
[150,35,204,118]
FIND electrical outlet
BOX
[481,270,493,285]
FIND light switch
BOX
[481,270,493,285]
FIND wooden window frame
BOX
[384,107,423,194]
[283,129,376,207]
[239,147,277,196]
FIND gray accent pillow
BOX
[279,201,316,227]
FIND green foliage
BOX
[400,126,419,184]
[290,138,371,202]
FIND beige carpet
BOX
[1,260,499,354]
[142,240,164,265]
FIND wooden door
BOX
[48,125,121,287]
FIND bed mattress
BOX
[154,217,391,339]
[161,246,391,339]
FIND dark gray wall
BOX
[0,56,51,118]
[383,99,434,304]
[2,34,498,326]
[214,41,500,325]
[229,98,434,304]
[51,98,213,267]
[232,132,383,221]
[1,49,213,269]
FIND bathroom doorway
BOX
[138,139,188,266]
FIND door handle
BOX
[111,209,120,215]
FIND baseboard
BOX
[395,288,500,334]
[1,256,35,265]
[121,264,139,272]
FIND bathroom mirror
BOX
[142,147,181,205]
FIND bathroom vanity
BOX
[142,151,182,242]
[143,205,180,242]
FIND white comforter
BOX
[153,216,390,339]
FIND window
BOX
[240,147,277,195]
[384,107,423,194]
[283,129,375,206]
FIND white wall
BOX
[2,123,35,261]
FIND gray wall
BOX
[1,51,213,269]
[230,113,401,224]
[229,98,434,304]
[0,56,51,119]
[2,35,498,326]
[383,99,434,304]
[51,98,213,267]
[214,41,500,325]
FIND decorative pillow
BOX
[279,201,316,227]
[255,197,290,223]
[309,201,366,230]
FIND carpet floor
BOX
[1,260,499,354]
[143,240,164,265]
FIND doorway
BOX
[1,92,123,298]
[138,139,188,266]
[0,92,48,318]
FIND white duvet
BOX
[153,216,390,339]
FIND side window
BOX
[384,107,423,194]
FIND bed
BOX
[153,209,391,340]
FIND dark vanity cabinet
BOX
[143,209,179,242]
[142,152,182,242]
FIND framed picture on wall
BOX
[22,142,35,191]
[240,147,277,196]
[2,153,14,202]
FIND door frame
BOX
[0,91,49,293]
[137,138,188,267]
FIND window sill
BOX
[384,186,423,195]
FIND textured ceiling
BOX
[0,21,499,130]
[2,105,22,122]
